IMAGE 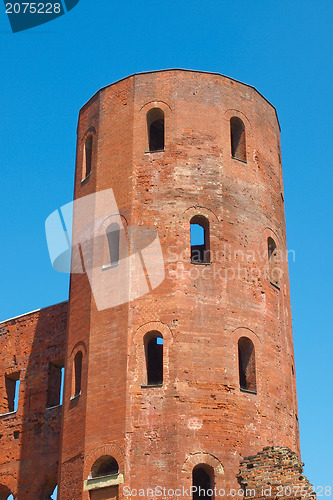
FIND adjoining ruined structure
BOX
[238,447,316,499]
[0,70,315,499]
[0,302,67,498]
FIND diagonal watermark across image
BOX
[3,0,80,33]
[45,188,165,310]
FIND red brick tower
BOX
[58,70,299,499]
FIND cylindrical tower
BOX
[59,70,299,499]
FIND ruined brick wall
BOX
[59,70,300,498]
[0,301,67,499]
[238,447,316,499]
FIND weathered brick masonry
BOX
[238,447,315,499]
[0,302,67,498]
[0,70,315,499]
[60,70,304,498]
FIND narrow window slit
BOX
[72,351,83,398]
[192,464,214,500]
[106,223,120,268]
[268,237,280,288]
[190,215,210,264]
[238,337,257,393]
[230,117,246,162]
[147,108,165,152]
[144,332,163,385]
[4,373,20,413]
[46,363,64,408]
[83,135,93,179]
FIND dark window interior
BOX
[192,465,214,500]
[5,372,20,413]
[145,333,163,385]
[46,363,63,408]
[0,486,12,499]
[147,108,165,152]
[268,237,280,287]
[106,223,120,267]
[238,337,256,393]
[84,135,93,178]
[74,351,83,397]
[190,215,210,263]
[230,116,246,162]
[91,456,119,478]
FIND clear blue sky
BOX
[1,0,332,493]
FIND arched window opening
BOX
[268,237,280,288]
[104,223,120,268]
[46,363,64,408]
[40,480,57,500]
[84,135,93,179]
[4,372,20,413]
[0,485,13,499]
[147,108,165,152]
[51,485,58,500]
[230,117,246,162]
[192,464,214,500]
[73,351,83,398]
[144,332,163,386]
[238,337,256,393]
[190,215,210,264]
[91,456,119,479]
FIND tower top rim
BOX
[78,68,280,131]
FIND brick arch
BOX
[263,227,284,264]
[224,108,251,127]
[224,109,251,164]
[231,327,260,395]
[231,328,261,373]
[262,226,285,288]
[183,206,219,223]
[81,125,97,142]
[182,207,219,265]
[133,321,173,343]
[224,108,251,154]
[138,101,172,153]
[95,214,129,270]
[182,452,224,475]
[70,340,87,357]
[68,342,87,400]
[263,226,281,245]
[0,473,17,498]
[84,443,125,479]
[98,213,128,233]
[231,326,261,345]
[139,100,173,113]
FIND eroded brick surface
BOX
[237,447,316,499]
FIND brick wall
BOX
[0,301,67,498]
